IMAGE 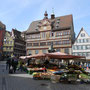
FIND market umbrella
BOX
[45,52,85,60]
[26,53,46,59]
[19,56,27,59]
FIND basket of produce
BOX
[51,74,60,83]
[33,73,42,80]
[79,73,90,83]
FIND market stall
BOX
[19,52,90,83]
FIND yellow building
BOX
[25,11,75,55]
[3,31,14,57]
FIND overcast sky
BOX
[0,0,90,36]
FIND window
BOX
[50,32,54,37]
[56,48,60,52]
[88,39,90,42]
[40,42,46,46]
[50,32,52,37]
[54,41,62,45]
[6,46,8,50]
[74,46,79,50]
[87,52,90,57]
[67,31,70,35]
[79,39,81,43]
[77,46,79,50]
[81,33,85,37]
[81,45,83,49]
[80,53,83,56]
[42,50,46,53]
[56,32,62,37]
[86,45,90,49]
[9,47,12,50]
[28,50,32,55]
[83,39,85,43]
[35,50,38,54]
[35,26,39,31]
[42,32,46,38]
[56,25,59,28]
[10,41,12,44]
[27,43,32,47]
[30,34,40,39]
[83,45,86,50]
[62,40,70,44]
[72,46,75,50]
[33,43,39,46]
[4,41,7,44]
[7,41,9,44]
[78,46,81,50]
[56,19,60,24]
[81,39,83,43]
[72,52,75,55]
[82,53,86,56]
[87,39,89,42]
[76,40,78,43]
[84,39,88,43]
[63,31,68,35]
[47,42,51,45]
[64,48,69,54]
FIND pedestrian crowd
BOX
[6,56,23,73]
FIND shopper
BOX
[19,60,23,72]
[6,56,12,70]
[12,57,18,73]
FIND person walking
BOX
[6,56,12,71]
[19,60,23,72]
[12,57,18,73]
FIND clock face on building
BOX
[43,20,47,24]
[43,26,47,30]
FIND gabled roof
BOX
[12,29,22,39]
[5,31,12,36]
[26,14,73,34]
[76,27,90,40]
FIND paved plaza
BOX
[0,61,90,90]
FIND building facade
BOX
[3,31,14,57]
[3,29,26,58]
[72,27,90,61]
[0,21,6,60]
[12,29,26,57]
[26,11,75,55]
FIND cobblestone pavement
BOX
[0,61,90,90]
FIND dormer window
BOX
[37,24,39,27]
[81,33,85,37]
[38,21,41,24]
[56,24,59,28]
[56,19,60,23]
[35,28,38,31]
[35,26,39,31]
[57,18,60,20]
[56,18,60,24]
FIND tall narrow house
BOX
[3,31,14,57]
[72,27,90,61]
[12,29,26,57]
